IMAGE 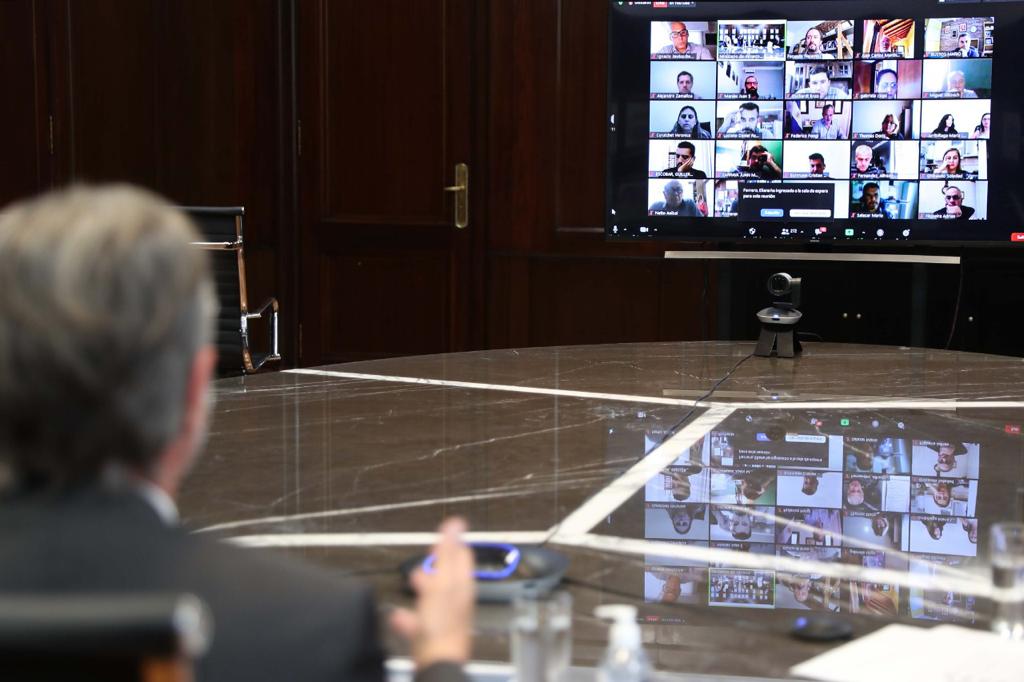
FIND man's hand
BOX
[391,518,475,669]
[945,204,962,217]
[677,154,694,173]
[720,110,742,135]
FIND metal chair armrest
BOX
[189,240,243,251]
[241,298,281,371]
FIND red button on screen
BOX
[1012,233,1024,242]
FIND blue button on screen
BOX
[760,208,784,218]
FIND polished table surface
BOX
[179,342,1024,678]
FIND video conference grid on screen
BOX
[642,419,981,622]
[645,17,992,224]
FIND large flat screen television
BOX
[606,0,1024,245]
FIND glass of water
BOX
[991,522,1024,639]
[511,591,572,682]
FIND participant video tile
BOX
[919,140,986,180]
[782,140,850,180]
[919,100,991,140]
[850,179,918,219]
[849,140,920,180]
[922,58,991,99]
[717,60,785,100]
[650,21,717,60]
[717,20,786,61]
[716,100,784,139]
[649,100,716,139]
[648,139,716,178]
[917,181,987,220]
[784,100,850,140]
[922,17,993,59]
[786,61,853,99]
[858,19,916,59]
[851,99,920,140]
[785,20,854,60]
[649,61,718,100]
[853,60,922,99]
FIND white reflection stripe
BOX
[285,368,698,406]
[552,406,736,537]
[228,530,551,548]
[557,533,996,598]
[284,370,1024,410]
[194,489,529,534]
[702,400,1024,410]
[387,658,513,679]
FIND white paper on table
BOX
[790,623,1024,682]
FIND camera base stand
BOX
[754,307,803,358]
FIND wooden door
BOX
[296,0,482,365]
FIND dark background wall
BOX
[3,0,1021,365]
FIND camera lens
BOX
[768,273,791,296]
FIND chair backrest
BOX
[0,593,211,682]
[180,206,279,376]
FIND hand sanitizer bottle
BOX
[595,605,651,682]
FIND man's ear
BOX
[153,345,217,497]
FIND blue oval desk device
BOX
[422,542,522,581]
[403,543,569,602]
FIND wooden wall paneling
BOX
[484,0,715,349]
[56,0,293,364]
[485,254,532,349]
[0,1,49,207]
[555,0,608,232]
[660,260,717,341]
[485,0,558,253]
[527,257,663,347]
[62,0,159,186]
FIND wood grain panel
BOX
[319,246,451,361]
[485,1,558,251]
[528,257,663,346]
[660,260,718,341]
[65,0,158,185]
[486,254,533,349]
[0,1,47,207]
[321,0,447,222]
[556,0,608,230]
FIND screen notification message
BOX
[738,183,834,222]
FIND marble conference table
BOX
[178,342,1024,679]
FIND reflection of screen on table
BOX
[608,4,1012,242]
[639,412,982,623]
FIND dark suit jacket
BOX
[0,487,464,682]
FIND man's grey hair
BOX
[0,185,216,487]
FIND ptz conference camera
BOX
[754,272,803,358]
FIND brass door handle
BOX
[443,163,469,229]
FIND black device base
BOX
[400,545,569,603]
[755,307,803,358]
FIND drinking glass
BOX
[991,522,1024,639]
[511,591,572,682]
